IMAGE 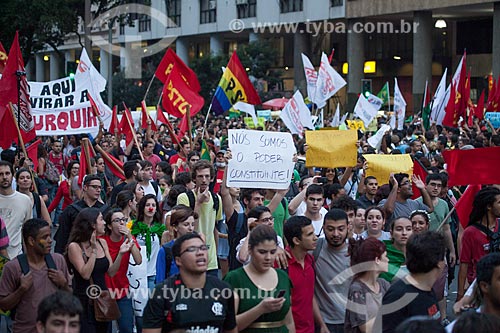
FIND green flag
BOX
[201,139,211,161]
[377,82,390,106]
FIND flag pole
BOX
[81,138,93,175]
[15,70,26,159]
[9,102,37,193]
[201,103,213,139]
[124,109,145,160]
[186,105,193,150]
[94,144,125,179]
[142,75,155,102]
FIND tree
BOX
[190,53,229,111]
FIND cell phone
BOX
[317,177,328,184]
[276,289,286,298]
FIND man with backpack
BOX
[0,218,71,333]
[54,174,108,253]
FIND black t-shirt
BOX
[380,277,441,333]
[143,274,237,333]
[226,209,247,270]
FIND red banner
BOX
[443,147,500,186]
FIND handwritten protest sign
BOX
[346,119,366,131]
[305,130,358,168]
[363,154,413,185]
[227,129,295,189]
[485,112,500,128]
[244,117,266,129]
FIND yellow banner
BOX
[363,154,413,185]
[346,119,366,131]
[305,130,358,168]
[244,117,266,129]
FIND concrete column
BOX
[293,26,310,95]
[36,54,45,82]
[249,32,260,43]
[100,48,109,80]
[413,11,433,113]
[25,60,35,81]
[210,34,224,56]
[49,52,60,80]
[347,20,364,113]
[493,2,500,78]
[176,38,189,65]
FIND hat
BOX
[217,150,226,156]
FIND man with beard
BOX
[356,176,379,209]
[313,209,351,333]
[0,218,71,333]
[143,233,237,333]
[0,161,32,259]
[380,172,433,227]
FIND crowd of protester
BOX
[0,112,499,333]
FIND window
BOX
[200,0,216,24]
[138,15,151,32]
[280,0,303,13]
[237,0,256,19]
[166,0,181,26]
[330,0,343,6]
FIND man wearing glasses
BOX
[143,233,237,333]
[54,174,108,253]
[379,172,433,228]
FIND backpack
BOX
[33,193,41,218]
[472,223,500,253]
[152,181,160,197]
[186,190,220,213]
[162,243,174,278]
[44,159,60,183]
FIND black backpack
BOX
[472,223,500,253]
[186,190,220,213]
[162,243,174,278]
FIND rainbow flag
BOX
[211,52,261,115]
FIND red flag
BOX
[119,103,135,146]
[26,139,42,171]
[87,92,101,119]
[0,31,36,145]
[474,90,485,121]
[456,53,468,118]
[161,66,204,118]
[0,42,7,74]
[0,104,19,149]
[78,140,96,186]
[411,158,428,199]
[442,82,458,127]
[177,113,189,141]
[327,48,335,64]
[487,79,496,112]
[155,48,201,92]
[108,105,119,134]
[156,105,181,146]
[443,147,500,186]
[455,185,482,229]
[95,145,125,181]
[140,100,157,131]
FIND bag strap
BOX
[17,254,30,275]
[79,243,95,285]
[472,223,494,238]
[163,243,173,278]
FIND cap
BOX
[217,150,226,156]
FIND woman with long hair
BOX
[155,205,198,283]
[47,161,80,214]
[95,155,112,203]
[380,217,413,283]
[66,207,132,333]
[124,181,145,203]
[345,237,390,333]
[361,207,391,241]
[102,208,142,333]
[224,224,295,333]
[15,168,51,225]
[115,190,137,221]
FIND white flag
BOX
[280,90,314,137]
[340,112,348,126]
[301,53,318,103]
[393,78,406,130]
[434,53,465,125]
[430,68,448,124]
[354,94,378,127]
[314,52,346,108]
[332,104,340,127]
[233,101,258,126]
[312,109,324,128]
[368,124,391,150]
[367,94,383,111]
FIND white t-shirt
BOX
[294,201,328,237]
[0,191,33,258]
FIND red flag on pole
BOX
[455,185,482,229]
[78,140,96,187]
[0,42,7,74]
[161,66,204,118]
[177,113,189,141]
[26,139,42,171]
[443,147,500,186]
[411,158,428,199]
[156,105,181,146]
[119,103,135,146]
[0,104,20,149]
[108,105,119,134]
[442,82,458,127]
[140,100,157,131]
[0,31,36,145]
[474,90,485,121]
[155,48,201,92]
[95,145,125,181]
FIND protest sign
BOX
[485,112,500,128]
[244,117,266,129]
[29,76,112,136]
[363,154,413,185]
[227,129,295,189]
[346,120,366,131]
[305,130,358,168]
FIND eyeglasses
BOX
[190,158,200,162]
[87,184,102,190]
[111,217,128,224]
[180,245,208,256]
[259,216,274,223]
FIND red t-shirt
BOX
[49,151,68,175]
[460,221,499,283]
[102,235,140,299]
[286,246,315,333]
[213,169,224,194]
